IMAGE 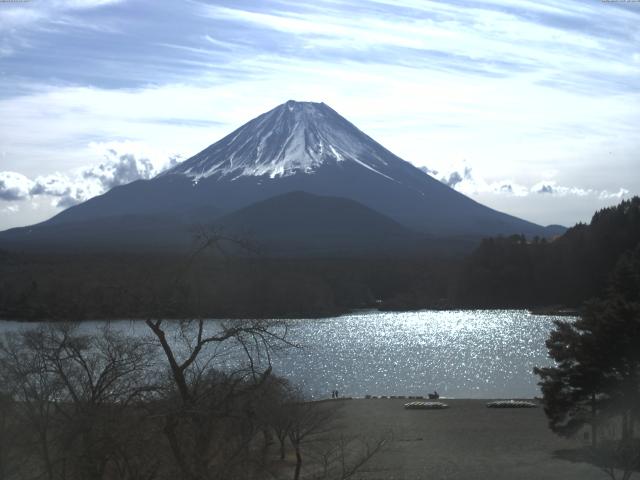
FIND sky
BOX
[0,0,638,230]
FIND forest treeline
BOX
[0,253,454,320]
[456,196,640,308]
[1,197,638,320]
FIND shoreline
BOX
[0,305,579,323]
[316,396,542,401]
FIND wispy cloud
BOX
[0,0,638,229]
[418,161,633,227]
[423,163,631,202]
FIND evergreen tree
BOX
[534,314,606,446]
[535,245,640,447]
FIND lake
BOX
[0,309,568,399]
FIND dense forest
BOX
[0,252,454,320]
[1,197,638,321]
[456,197,640,308]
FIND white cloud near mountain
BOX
[420,165,630,202]
[0,142,182,210]
[0,172,33,201]
[0,0,637,229]
[531,180,629,199]
[2,150,629,229]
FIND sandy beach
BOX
[329,398,607,480]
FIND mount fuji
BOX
[0,100,563,254]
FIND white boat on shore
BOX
[404,401,449,410]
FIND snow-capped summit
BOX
[164,100,397,181]
[0,100,564,253]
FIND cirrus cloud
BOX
[0,0,638,230]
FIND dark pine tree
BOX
[534,244,640,447]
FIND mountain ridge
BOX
[0,100,565,254]
[215,190,424,256]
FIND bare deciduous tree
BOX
[0,324,158,480]
[144,314,294,480]
[0,232,388,480]
[312,433,389,480]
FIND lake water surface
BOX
[0,310,569,399]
